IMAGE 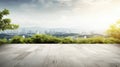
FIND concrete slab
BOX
[0,44,120,67]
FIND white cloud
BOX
[10,0,120,33]
[19,0,113,12]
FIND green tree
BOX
[0,9,19,31]
[107,20,120,39]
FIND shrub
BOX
[24,38,33,43]
[76,38,87,44]
[0,38,7,45]
[60,37,74,44]
[31,34,61,43]
[76,36,105,44]
[6,34,120,44]
[31,34,47,43]
[43,36,61,43]
[104,37,120,44]
[10,36,25,43]
[88,36,105,44]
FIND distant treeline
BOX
[0,34,120,45]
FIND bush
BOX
[88,36,105,44]
[76,38,88,44]
[76,36,105,44]
[2,34,120,44]
[10,36,25,43]
[24,38,33,43]
[43,36,61,43]
[31,34,48,43]
[0,38,7,45]
[31,34,61,43]
[104,37,120,44]
[60,37,74,44]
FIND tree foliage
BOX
[0,9,19,31]
[107,20,120,39]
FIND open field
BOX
[0,44,120,67]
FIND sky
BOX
[0,0,120,33]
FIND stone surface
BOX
[0,44,120,67]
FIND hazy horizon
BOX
[1,0,120,33]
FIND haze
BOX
[0,0,120,33]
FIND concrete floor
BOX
[0,44,120,67]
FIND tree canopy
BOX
[107,20,120,39]
[0,9,19,31]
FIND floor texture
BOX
[0,44,120,67]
